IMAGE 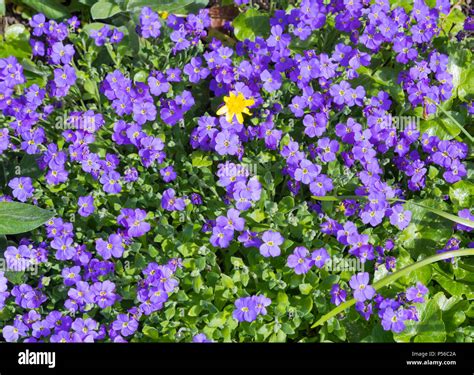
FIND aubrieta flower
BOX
[8,177,34,202]
[349,272,376,302]
[389,204,412,230]
[405,282,428,304]
[259,230,284,257]
[232,295,271,323]
[193,333,213,343]
[287,246,312,274]
[78,195,95,217]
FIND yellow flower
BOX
[159,11,169,19]
[216,92,255,124]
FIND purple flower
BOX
[311,248,330,269]
[389,204,412,230]
[193,333,213,343]
[260,69,282,92]
[51,42,75,64]
[294,159,321,184]
[259,230,284,257]
[184,57,209,83]
[330,284,347,306]
[215,130,240,156]
[112,314,139,337]
[78,196,94,217]
[216,208,245,232]
[8,177,34,202]
[349,272,375,302]
[381,307,406,333]
[96,234,125,259]
[91,280,116,308]
[160,166,177,183]
[210,225,234,248]
[287,246,311,274]
[232,297,257,322]
[317,138,339,163]
[161,188,186,211]
[100,171,122,194]
[406,282,428,304]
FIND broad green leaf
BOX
[420,118,460,140]
[20,0,70,19]
[449,180,474,208]
[142,326,159,340]
[0,202,55,235]
[91,1,123,19]
[442,8,466,36]
[0,24,31,59]
[233,9,270,42]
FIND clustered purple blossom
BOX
[0,0,471,343]
[232,295,271,323]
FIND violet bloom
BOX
[317,138,339,163]
[8,177,34,202]
[215,130,239,156]
[161,188,186,211]
[330,284,347,306]
[61,266,81,287]
[294,159,321,185]
[381,307,406,333]
[96,234,124,259]
[160,166,177,182]
[309,174,333,196]
[210,225,234,248]
[389,204,412,230]
[259,230,284,257]
[406,282,428,304]
[216,208,245,232]
[311,248,330,269]
[287,246,312,274]
[193,333,213,343]
[51,42,75,65]
[349,272,375,302]
[124,209,151,238]
[260,69,282,92]
[184,57,209,83]
[91,280,117,308]
[112,314,139,337]
[253,295,271,316]
[78,195,94,217]
[232,297,257,323]
[100,171,122,194]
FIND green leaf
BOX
[449,180,474,208]
[233,9,270,42]
[311,248,474,328]
[0,24,31,59]
[441,8,466,36]
[191,151,213,167]
[142,325,159,341]
[91,1,123,19]
[20,0,70,19]
[0,202,55,235]
[420,118,460,140]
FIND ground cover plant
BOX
[0,0,473,343]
